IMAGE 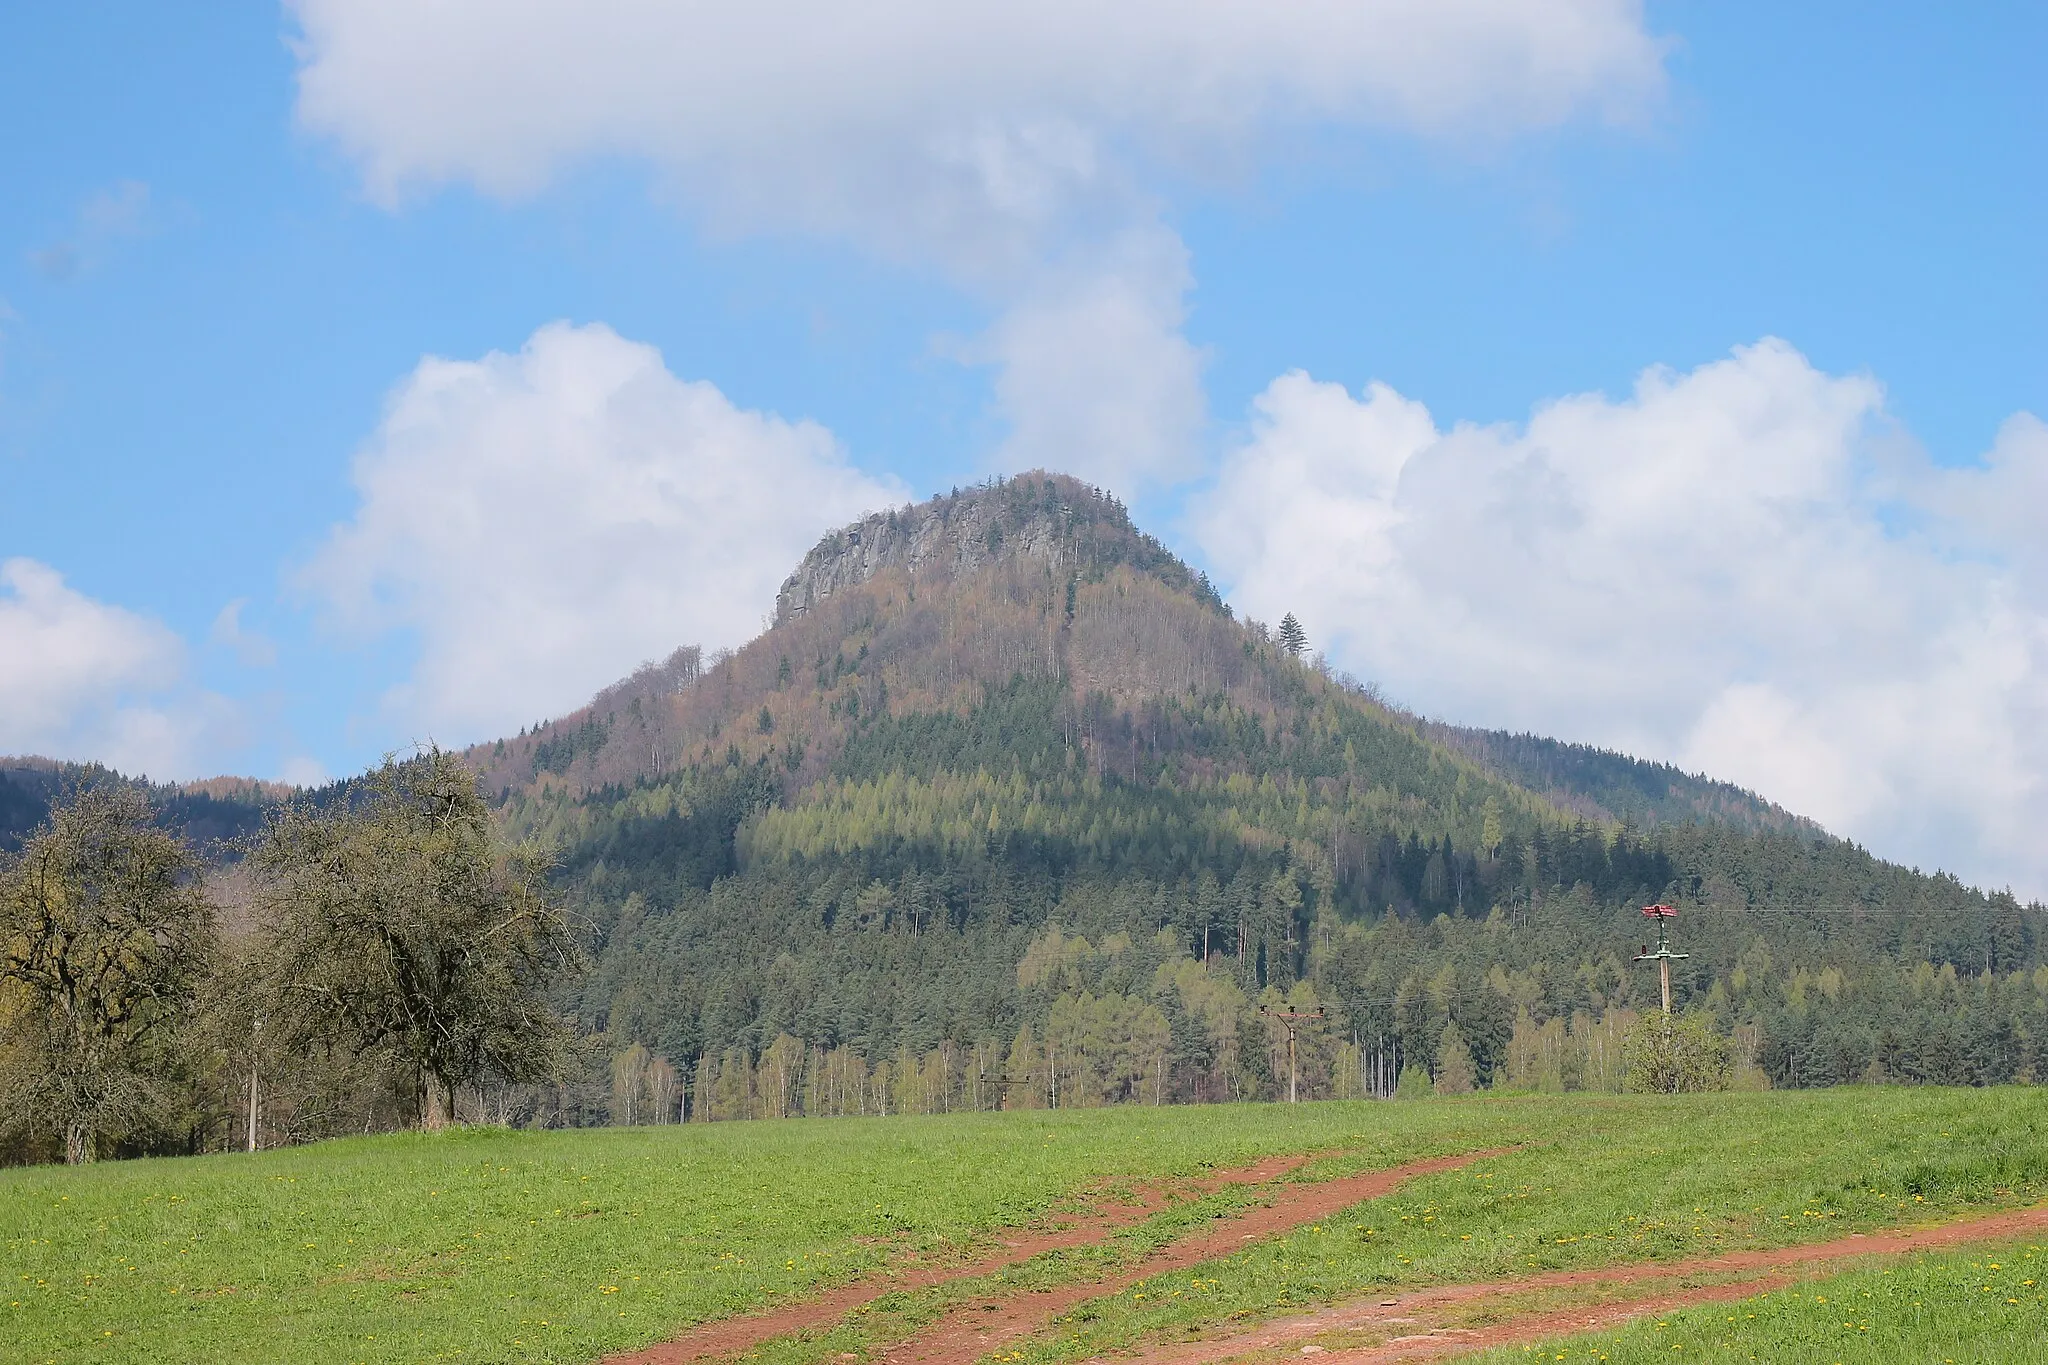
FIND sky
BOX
[1,3,2043,896]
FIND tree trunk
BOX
[66,1121,94,1165]
[423,1072,453,1130]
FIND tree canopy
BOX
[0,787,215,1162]
[251,749,575,1128]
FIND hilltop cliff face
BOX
[775,473,1219,625]
[777,481,1070,624]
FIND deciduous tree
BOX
[0,787,215,1162]
[252,749,575,1129]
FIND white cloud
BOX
[290,0,1665,250]
[964,228,1208,491]
[208,598,277,668]
[276,754,331,789]
[0,558,234,778]
[300,321,905,743]
[290,0,1667,494]
[1193,341,2048,897]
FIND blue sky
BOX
[1,3,2043,893]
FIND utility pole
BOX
[1259,1004,1325,1103]
[245,1018,262,1154]
[1633,905,1688,1017]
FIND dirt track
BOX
[873,1152,1499,1365]
[1080,1202,2048,1365]
[609,1152,2048,1365]
[608,1149,1356,1365]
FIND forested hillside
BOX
[0,759,280,855]
[455,474,2048,1116]
[8,474,2040,1162]
[1417,724,1817,836]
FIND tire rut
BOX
[1086,1202,2048,1365]
[871,1152,1504,1365]
[606,1149,1334,1365]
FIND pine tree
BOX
[1277,612,1307,657]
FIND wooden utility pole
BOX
[1259,1004,1325,1103]
[1633,905,1687,1017]
[245,1018,262,1153]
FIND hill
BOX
[0,757,283,855]
[8,474,2038,1124]
[1416,723,1818,836]
[429,474,2044,1108]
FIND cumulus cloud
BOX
[1192,341,2048,897]
[300,321,905,743]
[290,0,1664,246]
[290,0,1667,493]
[0,558,233,777]
[964,228,1208,490]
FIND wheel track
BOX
[606,1148,1372,1365]
[867,1152,1503,1365]
[1082,1202,2048,1364]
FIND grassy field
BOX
[1478,1238,2048,1363]
[5,1089,2047,1365]
[994,1088,2048,1365]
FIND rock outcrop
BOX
[775,473,1134,624]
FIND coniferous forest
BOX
[4,474,2045,1162]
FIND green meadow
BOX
[6,1089,2048,1365]
[1479,1239,2048,1363]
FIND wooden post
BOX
[245,1016,262,1153]
[1261,1005,1323,1104]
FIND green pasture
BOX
[5,1089,2048,1365]
[997,1087,2048,1365]
[1480,1239,2048,1363]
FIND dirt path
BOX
[606,1149,1347,1365]
[869,1152,1501,1365]
[611,1152,2048,1365]
[1085,1202,2048,1365]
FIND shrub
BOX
[1623,1013,1730,1094]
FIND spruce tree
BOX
[1277,612,1307,657]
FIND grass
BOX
[4,1089,2047,1365]
[0,1102,1465,1365]
[1478,1239,2048,1363]
[993,1087,2048,1365]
